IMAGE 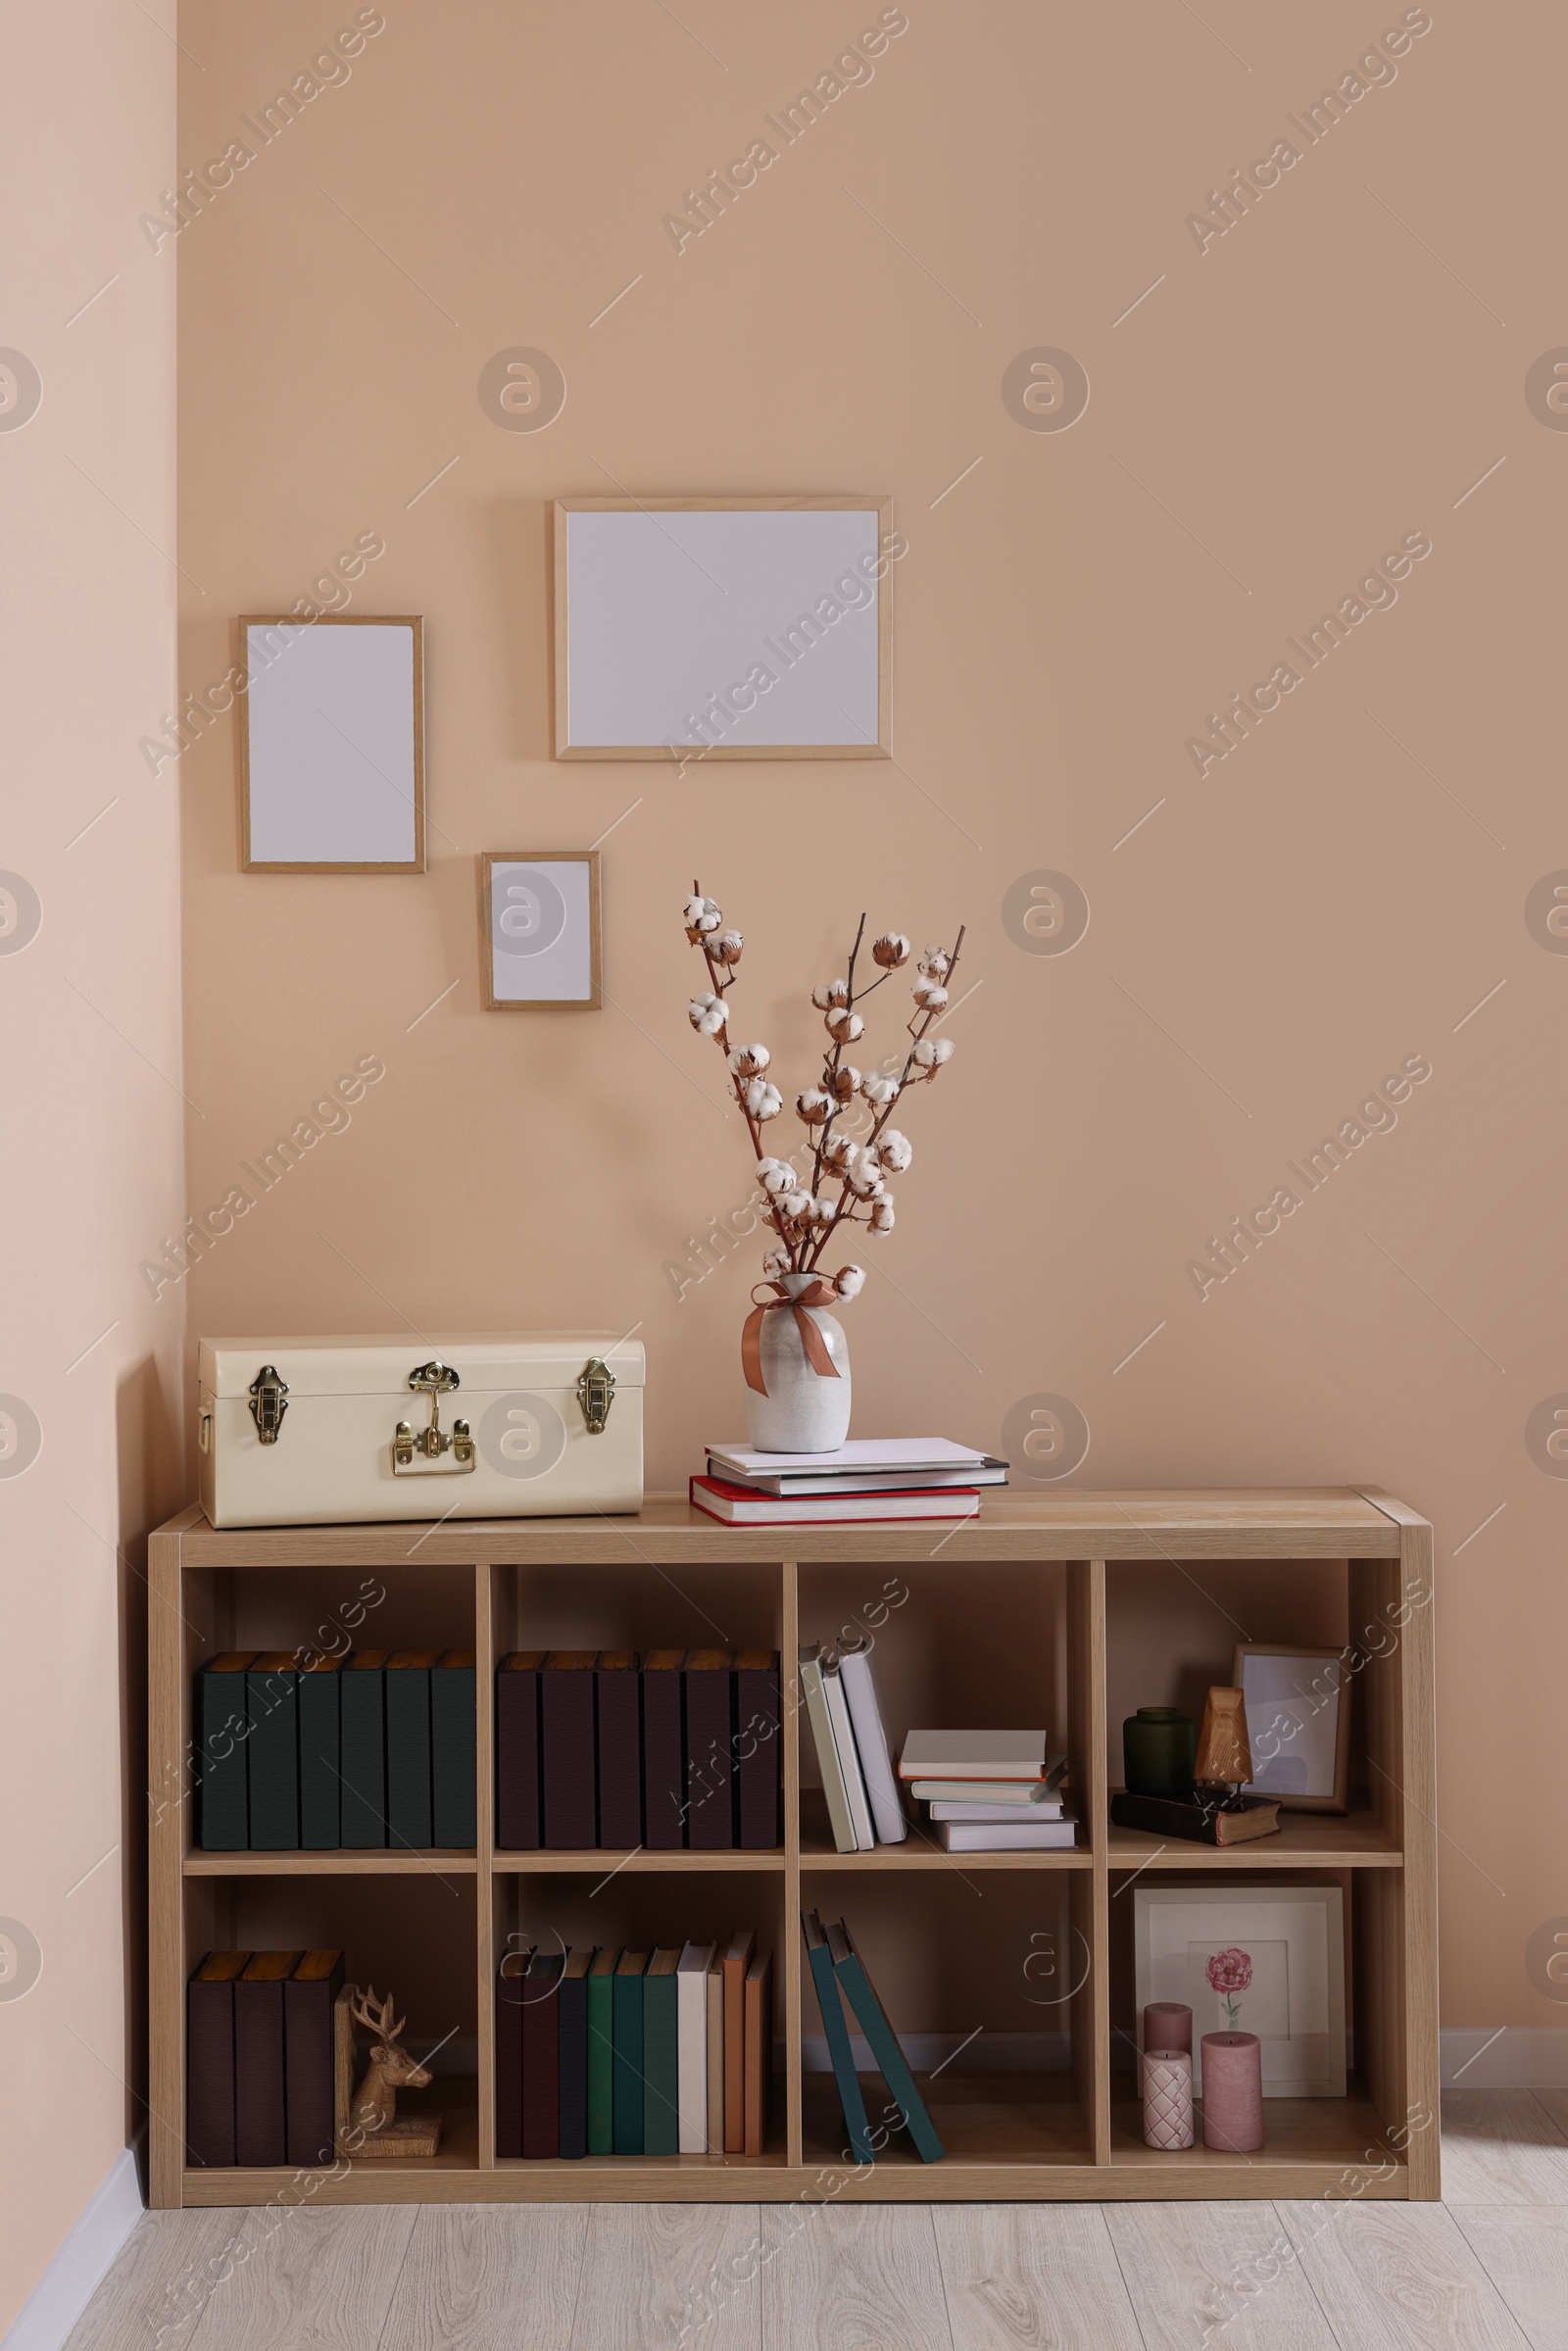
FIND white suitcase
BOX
[197,1333,645,1528]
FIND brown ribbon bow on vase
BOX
[741,1278,844,1397]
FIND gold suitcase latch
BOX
[249,1364,289,1445]
[393,1360,475,1476]
[576,1356,615,1434]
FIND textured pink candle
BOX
[1200,2031,1264,2152]
[1142,2047,1194,2149]
[1144,2001,1193,2054]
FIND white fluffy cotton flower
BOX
[688,993,727,1037]
[795,1088,832,1125]
[713,929,744,966]
[871,933,910,968]
[821,1132,858,1169]
[745,1078,782,1121]
[861,1070,901,1108]
[912,1035,954,1069]
[913,982,948,1012]
[684,895,722,940]
[833,1263,866,1300]
[868,1197,896,1234]
[830,1064,860,1104]
[762,1245,791,1278]
[777,1188,813,1220]
[810,978,850,1010]
[727,1042,770,1078]
[757,1157,798,1196]
[825,1007,864,1044]
[847,1158,882,1199]
[877,1129,912,1172]
[917,947,952,981]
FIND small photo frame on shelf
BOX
[479,852,601,1008]
[1134,1885,1346,2097]
[1232,1642,1352,1814]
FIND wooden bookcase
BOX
[147,1486,1438,2206]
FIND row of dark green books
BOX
[186,1949,341,2168]
[803,1910,944,2163]
[197,1650,475,1851]
[497,1649,780,1851]
[498,1931,771,2159]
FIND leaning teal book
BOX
[612,1950,649,2156]
[587,1948,618,2156]
[827,1919,944,2163]
[803,1911,873,2164]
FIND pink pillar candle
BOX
[1142,2047,1195,2149]
[1144,2000,1193,2054]
[1200,2031,1264,2152]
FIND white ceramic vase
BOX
[744,1271,852,1453]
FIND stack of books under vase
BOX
[688,1437,1007,1525]
[899,1730,1074,1851]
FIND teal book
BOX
[339,1651,388,1848]
[297,1657,342,1849]
[802,1911,873,2164]
[197,1653,253,1850]
[642,1949,681,2158]
[612,1950,649,2156]
[431,1649,477,1847]
[828,1919,945,2163]
[245,1654,300,1849]
[384,1651,435,1850]
[587,1948,618,2155]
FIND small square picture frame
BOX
[1134,1883,1347,2097]
[1232,1641,1353,1814]
[479,852,602,1009]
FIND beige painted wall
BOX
[0,7,182,2333]
[170,0,1565,2050]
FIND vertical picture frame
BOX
[479,852,602,1009]
[239,613,425,873]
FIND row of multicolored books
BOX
[691,1438,1006,1526]
[497,1932,771,2159]
[186,1948,341,2168]
[497,1650,780,1851]
[197,1651,476,1851]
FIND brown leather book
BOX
[235,1950,302,2166]
[542,1651,597,1849]
[187,1950,249,2166]
[641,1649,686,1850]
[743,1948,773,2158]
[721,1928,756,2153]
[595,1650,641,1850]
[734,1650,781,1850]
[284,1949,343,2168]
[496,1651,544,1850]
[683,1649,735,1850]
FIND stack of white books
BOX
[899,1730,1074,1850]
[690,1438,1006,1526]
[798,1637,908,1850]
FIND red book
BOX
[495,1950,528,2159]
[689,1474,979,1527]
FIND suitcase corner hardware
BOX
[576,1357,615,1434]
[248,1365,289,1445]
[392,1360,476,1477]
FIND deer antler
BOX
[350,1985,404,2046]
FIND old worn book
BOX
[283,1949,343,2167]
[197,1655,254,1851]
[558,1949,592,2160]
[641,1649,686,1850]
[683,1649,735,1850]
[612,1951,649,2155]
[297,1655,343,1850]
[743,1948,773,2158]
[595,1650,642,1849]
[495,1651,544,1850]
[234,1950,302,2167]
[734,1651,781,1849]
[339,1650,389,1848]
[541,1651,597,1849]
[245,1653,301,1850]
[586,1947,618,2155]
[643,1948,682,2157]
[495,1949,529,2160]
[520,1952,564,2158]
[186,1950,249,2166]
[431,1648,476,1848]
[721,1928,756,2153]
[384,1650,438,1851]
[1110,1789,1281,1845]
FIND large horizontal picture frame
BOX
[552,494,894,763]
[478,850,602,1009]
[239,612,425,873]
[1134,1883,1347,2098]
[1232,1641,1354,1814]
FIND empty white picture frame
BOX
[1233,1642,1353,1812]
[479,852,601,1008]
[553,496,893,762]
[240,614,424,871]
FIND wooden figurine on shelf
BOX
[334,1984,443,2159]
[1195,1687,1252,1811]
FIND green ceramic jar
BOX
[1122,1706,1197,1797]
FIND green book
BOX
[384,1650,435,1850]
[803,1910,873,2164]
[431,1649,477,1847]
[245,1653,300,1849]
[297,1657,342,1849]
[340,1651,388,1848]
[197,1653,253,1850]
[612,1950,649,2156]
[642,1949,681,2158]
[587,1948,618,2155]
[828,1919,945,2163]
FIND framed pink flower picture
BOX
[1134,1886,1346,2097]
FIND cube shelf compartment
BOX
[148,1485,1437,2206]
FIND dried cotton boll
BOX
[869,1198,896,1234]
[762,1246,791,1278]
[871,933,910,968]
[796,1088,832,1125]
[825,1007,864,1044]
[861,1070,901,1108]
[917,947,951,981]
[822,1133,858,1169]
[831,1065,860,1103]
[745,1079,783,1121]
[688,993,727,1037]
[727,1042,770,1078]
[777,1188,813,1219]
[811,978,850,1010]
[913,982,948,1012]
[684,895,722,941]
[834,1264,866,1300]
[757,1157,798,1195]
[878,1129,912,1172]
[912,1035,953,1069]
[714,929,744,966]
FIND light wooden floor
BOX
[60,2092,1568,2351]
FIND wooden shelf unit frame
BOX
[148,1486,1438,2207]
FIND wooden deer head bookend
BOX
[333,1983,443,2160]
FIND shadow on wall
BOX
[486,500,551,764]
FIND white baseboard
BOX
[1442,2027,1568,2088]
[804,2031,1070,2073]
[3,2146,144,2351]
